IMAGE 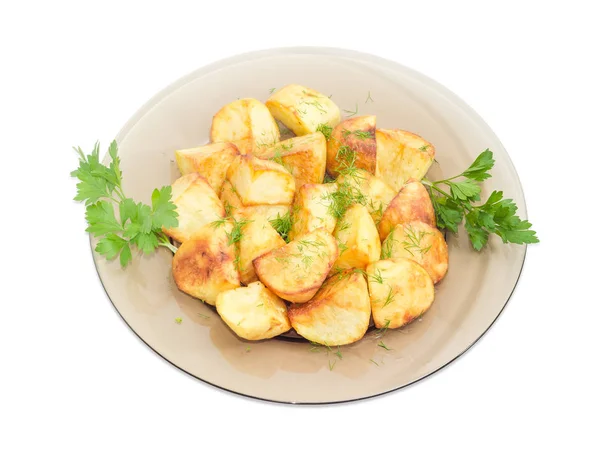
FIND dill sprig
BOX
[342,129,373,140]
[343,103,359,117]
[316,123,333,140]
[269,211,293,242]
[402,225,432,257]
[377,340,392,351]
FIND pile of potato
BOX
[163,84,449,345]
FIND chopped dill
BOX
[316,123,333,140]
[377,341,392,351]
[269,211,293,242]
[343,103,359,117]
[365,91,374,103]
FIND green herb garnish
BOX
[72,141,179,267]
[423,150,539,251]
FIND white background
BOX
[1,1,598,454]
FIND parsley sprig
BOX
[72,141,179,267]
[422,149,538,251]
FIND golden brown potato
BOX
[210,98,280,155]
[336,170,396,225]
[234,207,287,284]
[378,180,435,241]
[216,281,291,340]
[288,183,338,241]
[174,142,239,193]
[375,129,435,192]
[172,221,240,305]
[226,155,295,206]
[366,258,434,329]
[260,132,327,187]
[381,221,448,283]
[326,115,376,177]
[233,204,290,223]
[163,173,225,244]
[333,204,381,271]
[253,228,339,303]
[288,269,370,346]
[266,84,341,136]
[219,179,243,213]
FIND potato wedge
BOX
[288,269,370,346]
[253,228,338,303]
[226,155,295,206]
[333,204,381,271]
[233,204,290,223]
[174,142,239,193]
[289,183,338,241]
[367,258,434,329]
[336,170,396,225]
[163,173,225,244]
[219,179,243,213]
[216,281,291,340]
[260,132,327,187]
[375,129,435,192]
[210,98,280,155]
[326,115,376,177]
[266,84,341,136]
[381,221,448,283]
[378,180,435,241]
[233,207,287,284]
[172,221,240,305]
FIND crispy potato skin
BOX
[174,142,239,193]
[261,132,327,187]
[226,155,295,206]
[289,183,338,240]
[253,228,339,303]
[172,222,240,305]
[210,98,280,155]
[234,207,287,284]
[163,173,225,244]
[333,204,381,271]
[336,170,396,225]
[266,84,341,136]
[327,115,377,177]
[375,129,435,192]
[216,281,291,340]
[367,259,434,329]
[378,181,435,241]
[288,269,371,346]
[382,221,448,283]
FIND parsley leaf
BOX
[72,141,179,267]
[423,150,538,251]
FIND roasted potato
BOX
[336,169,396,225]
[163,173,225,244]
[366,258,434,329]
[216,281,291,340]
[210,98,280,155]
[172,221,240,305]
[378,180,435,241]
[266,84,341,136]
[253,228,338,303]
[174,142,239,193]
[226,155,295,206]
[288,183,338,241]
[326,115,376,177]
[333,204,381,271]
[288,269,370,346]
[219,179,243,212]
[375,129,435,192]
[381,221,448,283]
[260,132,327,187]
[233,207,287,284]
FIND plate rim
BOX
[89,46,530,405]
